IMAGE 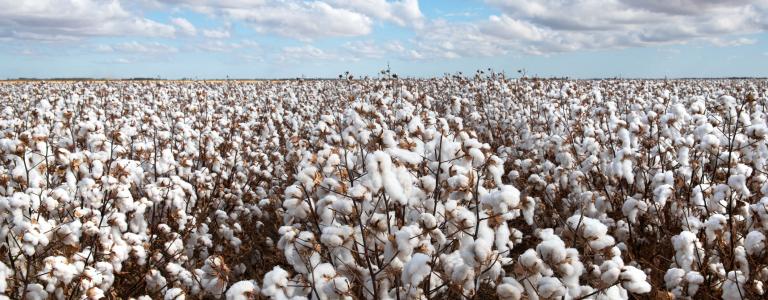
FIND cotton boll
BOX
[441,251,475,294]
[331,197,354,216]
[536,238,567,265]
[482,185,521,215]
[402,253,432,288]
[311,263,338,299]
[589,235,616,251]
[164,288,185,300]
[622,197,647,224]
[419,213,438,230]
[722,271,746,300]
[320,225,353,248]
[200,255,229,298]
[25,283,48,300]
[324,277,351,299]
[144,269,167,294]
[165,234,184,255]
[387,147,423,165]
[653,184,674,207]
[262,266,291,299]
[86,287,106,300]
[672,231,702,272]
[745,231,766,256]
[686,271,704,296]
[519,249,544,274]
[600,260,621,285]
[566,215,614,250]
[728,174,751,197]
[705,214,727,243]
[366,151,407,205]
[497,277,524,300]
[620,266,651,294]
[537,276,566,299]
[664,268,685,290]
[0,262,10,293]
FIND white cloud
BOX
[480,0,768,53]
[410,20,508,59]
[99,41,179,54]
[197,40,240,52]
[196,39,259,52]
[95,44,115,52]
[153,0,403,39]
[278,45,348,63]
[400,0,768,59]
[0,0,176,40]
[328,0,424,27]
[202,28,231,39]
[171,17,197,36]
[224,1,372,40]
[483,15,545,41]
[706,37,757,47]
[344,40,423,60]
[112,57,133,64]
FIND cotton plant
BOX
[1,77,767,299]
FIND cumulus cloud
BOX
[706,37,757,47]
[153,0,377,39]
[202,28,231,39]
[344,40,411,59]
[97,41,179,54]
[328,0,424,27]
[196,39,259,52]
[410,20,508,59]
[0,0,176,40]
[400,0,768,59]
[221,2,372,40]
[480,0,768,53]
[171,17,197,36]
[2,0,765,65]
[278,45,347,63]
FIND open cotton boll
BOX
[728,173,751,197]
[25,283,48,300]
[686,271,704,296]
[481,185,521,215]
[536,237,567,266]
[310,263,338,298]
[619,266,651,294]
[156,148,177,175]
[653,184,674,207]
[402,253,432,288]
[200,255,229,298]
[566,215,614,250]
[497,277,524,300]
[622,197,647,224]
[722,271,746,300]
[0,263,9,293]
[366,151,407,205]
[262,266,292,299]
[164,288,185,300]
[664,268,685,290]
[320,225,353,248]
[600,260,622,285]
[520,196,536,225]
[387,147,423,165]
[705,214,727,243]
[440,251,475,293]
[746,231,766,256]
[226,280,260,300]
[537,276,567,298]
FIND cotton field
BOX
[1,76,767,300]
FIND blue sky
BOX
[0,0,767,79]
